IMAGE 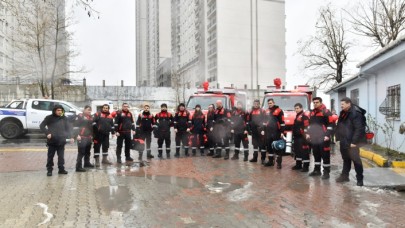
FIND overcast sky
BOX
[71,0,377,87]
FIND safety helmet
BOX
[272,139,286,151]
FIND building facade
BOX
[0,0,68,87]
[171,0,286,89]
[327,37,405,153]
[136,0,172,87]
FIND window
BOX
[350,89,359,105]
[32,101,53,111]
[379,84,400,118]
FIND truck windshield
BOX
[263,95,308,111]
[187,96,227,109]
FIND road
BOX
[0,133,404,227]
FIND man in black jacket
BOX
[335,97,367,186]
[136,104,155,159]
[93,104,115,167]
[115,103,136,163]
[155,103,173,158]
[40,105,74,176]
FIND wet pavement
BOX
[0,134,405,227]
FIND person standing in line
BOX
[335,97,367,186]
[190,104,206,156]
[115,103,136,163]
[40,105,74,176]
[230,101,249,161]
[212,100,232,159]
[136,104,155,159]
[74,105,94,172]
[263,98,285,168]
[154,103,173,158]
[306,97,334,179]
[247,99,266,163]
[174,103,191,157]
[291,103,310,172]
[206,104,216,156]
[93,104,115,167]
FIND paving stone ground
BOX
[0,136,405,227]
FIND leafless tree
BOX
[299,4,350,89]
[2,0,86,98]
[346,0,405,48]
[171,71,190,105]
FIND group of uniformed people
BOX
[41,98,338,179]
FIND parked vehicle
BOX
[0,99,82,139]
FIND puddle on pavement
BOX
[287,181,310,192]
[146,175,203,189]
[205,181,243,193]
[95,186,134,214]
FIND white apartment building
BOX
[172,0,286,89]
[136,0,171,86]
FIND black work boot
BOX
[243,151,249,161]
[166,150,171,159]
[175,151,180,158]
[212,148,222,158]
[76,161,86,172]
[322,167,330,179]
[158,149,163,158]
[276,156,282,169]
[357,179,364,186]
[200,148,205,156]
[336,174,350,183]
[147,150,154,159]
[224,149,230,160]
[116,151,121,164]
[231,150,239,160]
[192,149,197,156]
[261,152,266,164]
[84,156,94,168]
[185,148,190,157]
[301,163,309,172]
[264,156,274,167]
[207,148,214,156]
[291,161,302,170]
[249,152,258,162]
[309,167,322,176]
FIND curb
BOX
[392,161,405,168]
[359,148,389,167]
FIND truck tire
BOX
[0,121,23,139]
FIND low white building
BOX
[327,36,405,153]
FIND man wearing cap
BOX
[247,99,265,163]
[213,100,232,159]
[174,103,191,157]
[136,104,156,159]
[155,103,173,158]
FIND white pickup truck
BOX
[0,99,82,139]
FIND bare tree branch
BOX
[299,4,350,89]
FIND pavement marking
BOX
[36,203,53,226]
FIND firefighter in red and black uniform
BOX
[115,103,136,163]
[190,104,206,156]
[154,103,173,158]
[174,103,191,157]
[306,97,334,179]
[292,103,310,172]
[206,104,216,156]
[263,98,285,168]
[230,101,249,161]
[74,105,94,172]
[93,104,115,167]
[136,104,155,160]
[247,99,265,163]
[212,100,232,159]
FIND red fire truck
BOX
[186,82,247,115]
[262,79,313,153]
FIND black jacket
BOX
[231,109,247,134]
[264,105,285,138]
[308,104,333,144]
[174,110,190,132]
[93,111,115,135]
[190,112,205,134]
[74,113,93,137]
[336,105,367,148]
[115,110,136,133]
[155,111,173,132]
[40,105,72,146]
[136,111,155,133]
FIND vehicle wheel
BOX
[0,121,22,139]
